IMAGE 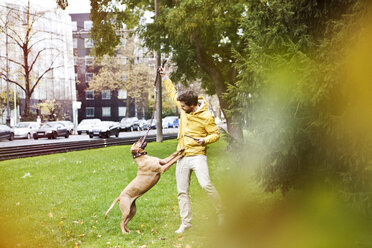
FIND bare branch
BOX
[28,47,57,72]
[0,55,26,69]
[0,73,26,92]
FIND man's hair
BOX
[177,90,198,106]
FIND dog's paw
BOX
[178,148,185,155]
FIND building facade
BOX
[0,0,76,124]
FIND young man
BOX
[159,67,223,233]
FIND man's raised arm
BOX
[159,67,181,109]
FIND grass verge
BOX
[0,139,230,248]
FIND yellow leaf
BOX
[79,234,85,237]
[48,212,53,218]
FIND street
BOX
[0,128,178,148]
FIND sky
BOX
[65,0,91,13]
[27,0,91,13]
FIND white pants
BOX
[176,155,222,227]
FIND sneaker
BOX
[175,224,191,233]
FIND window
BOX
[86,90,94,100]
[102,107,111,117]
[118,89,127,99]
[73,38,77,48]
[118,107,126,117]
[85,73,93,82]
[86,107,94,117]
[71,21,77,31]
[102,90,111,100]
[84,38,93,48]
[84,20,93,30]
[85,56,94,65]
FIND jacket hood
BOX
[192,96,208,115]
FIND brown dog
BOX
[105,139,184,234]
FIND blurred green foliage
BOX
[90,0,372,209]
[227,0,372,200]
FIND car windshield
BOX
[15,122,30,128]
[121,118,135,123]
[42,122,58,128]
[80,120,94,124]
[97,122,113,127]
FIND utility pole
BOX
[5,13,10,127]
[155,0,163,142]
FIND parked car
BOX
[0,124,14,141]
[119,117,139,131]
[163,116,179,128]
[33,121,70,139]
[59,120,74,134]
[138,119,149,131]
[13,121,40,139]
[89,121,120,138]
[77,118,101,135]
[146,119,157,129]
[173,118,179,128]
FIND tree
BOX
[227,0,372,195]
[0,1,63,120]
[36,99,68,121]
[90,0,247,141]
[0,90,20,121]
[88,35,155,118]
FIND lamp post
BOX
[155,0,163,142]
[5,13,10,127]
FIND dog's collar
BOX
[133,151,147,159]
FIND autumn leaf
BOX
[48,212,53,218]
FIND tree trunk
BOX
[23,93,31,120]
[126,97,130,117]
[190,32,243,142]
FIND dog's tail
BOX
[105,197,119,219]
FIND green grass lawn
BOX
[0,139,230,248]
[2,138,371,248]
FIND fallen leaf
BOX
[136,230,141,234]
[173,243,182,248]
[141,224,145,228]
[139,245,146,248]
[97,234,102,238]
[48,212,53,218]
[185,245,192,248]
[79,234,85,237]
[177,236,183,241]
[16,202,21,206]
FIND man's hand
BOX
[158,66,166,77]
[196,138,205,145]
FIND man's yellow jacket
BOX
[163,78,220,156]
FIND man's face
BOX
[179,101,195,114]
